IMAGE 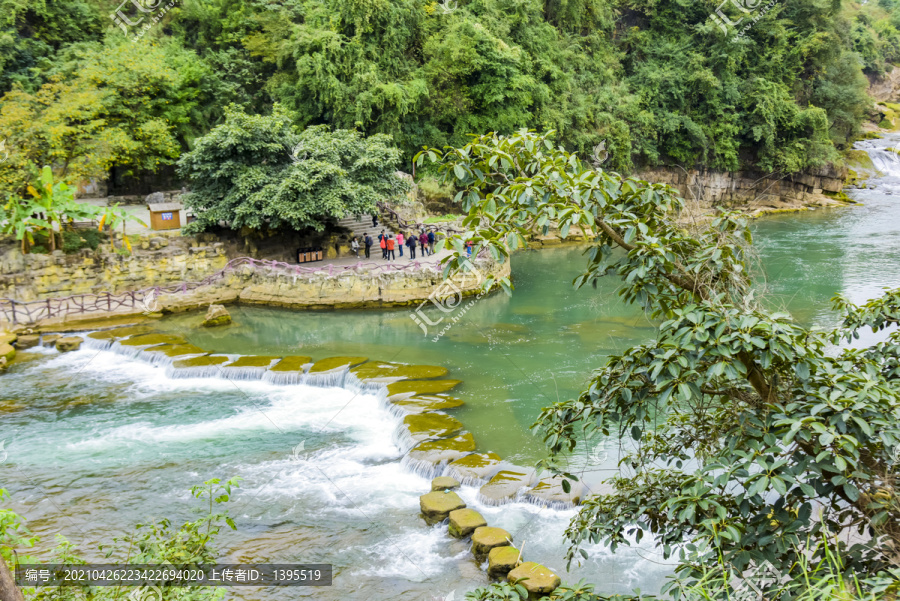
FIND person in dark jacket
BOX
[419,230,429,256]
[363,233,372,259]
[372,215,378,227]
[427,229,435,254]
[406,233,417,259]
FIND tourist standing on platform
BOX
[379,230,387,259]
[406,234,417,259]
[386,235,396,260]
[419,230,429,256]
[397,231,405,257]
[363,233,372,259]
[428,229,435,255]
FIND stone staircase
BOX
[335,214,393,239]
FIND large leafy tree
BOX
[178,104,410,234]
[419,130,900,598]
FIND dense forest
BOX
[1,0,899,196]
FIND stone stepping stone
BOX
[488,546,521,578]
[391,395,464,414]
[448,508,486,538]
[172,355,229,369]
[224,355,281,368]
[523,476,584,508]
[351,362,449,381]
[471,526,512,560]
[400,413,464,445]
[15,334,40,349]
[478,468,537,505]
[446,452,507,485]
[87,325,153,340]
[56,336,83,352]
[404,434,476,474]
[507,562,560,596]
[269,356,313,372]
[40,334,61,347]
[144,343,208,358]
[386,379,461,399]
[119,333,187,347]
[431,476,460,491]
[308,356,367,373]
[419,490,466,525]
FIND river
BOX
[3,137,900,600]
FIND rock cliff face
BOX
[637,163,848,214]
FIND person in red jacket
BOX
[419,230,429,256]
[386,235,396,260]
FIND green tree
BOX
[178,104,410,234]
[419,130,900,598]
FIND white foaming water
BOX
[347,525,471,580]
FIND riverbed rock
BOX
[202,304,232,327]
[488,546,521,578]
[351,361,449,381]
[523,476,584,508]
[172,355,229,369]
[308,356,367,373]
[0,343,15,363]
[224,355,280,368]
[143,343,208,358]
[507,562,560,596]
[432,476,461,491]
[448,508,486,538]
[419,490,466,525]
[87,325,153,341]
[391,394,465,414]
[119,333,187,347]
[269,356,313,372]
[404,433,476,473]
[446,452,507,485]
[56,336,83,352]
[15,334,40,349]
[471,526,512,560]
[478,468,537,505]
[386,379,462,399]
[0,333,16,346]
[400,413,464,445]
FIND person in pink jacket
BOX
[397,232,405,257]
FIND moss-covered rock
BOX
[0,343,15,363]
[471,526,512,560]
[40,334,61,347]
[391,395,464,413]
[387,379,461,397]
[405,434,476,469]
[309,356,368,373]
[431,476,460,491]
[524,476,584,507]
[446,452,506,484]
[0,333,17,346]
[15,335,40,349]
[172,355,229,368]
[488,546,521,578]
[351,361,449,380]
[119,333,187,347]
[401,413,464,443]
[201,304,232,327]
[479,469,537,505]
[448,508,487,538]
[144,344,209,358]
[419,490,466,525]
[56,336,83,352]
[507,562,560,596]
[87,325,153,341]
[224,356,280,368]
[269,356,313,372]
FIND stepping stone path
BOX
[471,526,512,560]
[15,334,40,349]
[431,476,460,491]
[56,336,83,352]
[524,476,584,507]
[419,490,466,525]
[448,508,486,538]
[507,562,561,596]
[488,546,521,578]
[479,468,537,505]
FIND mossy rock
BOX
[488,546,521,578]
[41,334,61,347]
[471,526,512,560]
[392,395,464,414]
[351,361,449,380]
[525,476,584,507]
[387,379,461,397]
[144,344,209,358]
[431,476,460,491]
[507,562,561,596]
[0,334,16,346]
[309,356,368,373]
[406,434,476,468]
[479,469,537,505]
[119,333,187,347]
[172,355,229,368]
[56,336,83,352]
[402,413,464,442]
[224,355,281,368]
[419,490,466,525]
[87,325,154,341]
[447,452,506,483]
[269,356,313,372]
[15,335,40,349]
[448,508,487,538]
[0,343,15,363]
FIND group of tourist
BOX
[351,229,436,261]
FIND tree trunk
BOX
[0,559,25,601]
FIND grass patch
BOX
[424,213,463,224]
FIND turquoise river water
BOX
[3,137,900,600]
